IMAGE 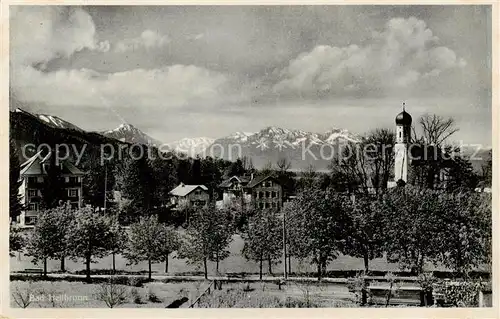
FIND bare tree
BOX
[276,157,291,172]
[364,129,395,194]
[410,114,460,189]
[418,114,459,146]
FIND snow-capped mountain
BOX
[101,123,163,146]
[167,137,215,157]
[204,126,360,170]
[15,108,84,131]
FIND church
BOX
[388,103,452,190]
[388,103,413,188]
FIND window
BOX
[192,200,206,207]
[25,216,38,225]
[259,191,263,199]
[28,177,37,184]
[28,189,38,197]
[265,202,270,208]
[68,189,78,197]
[69,177,78,184]
[37,177,44,183]
[272,202,277,208]
[259,202,264,209]
[28,203,39,211]
[271,191,276,198]
[266,191,270,198]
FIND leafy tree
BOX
[9,225,24,257]
[115,149,156,218]
[208,209,234,273]
[178,206,233,279]
[9,138,23,221]
[480,150,492,188]
[285,187,349,280]
[108,217,128,274]
[342,195,385,272]
[66,207,114,281]
[53,203,74,272]
[275,157,296,198]
[125,215,164,279]
[241,209,282,279]
[26,206,72,277]
[446,156,479,192]
[156,224,181,273]
[381,186,443,274]
[438,191,491,276]
[82,155,116,210]
[226,158,246,177]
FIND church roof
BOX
[395,110,412,125]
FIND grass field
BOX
[10,279,356,308]
[11,234,409,276]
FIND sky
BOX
[10,5,492,146]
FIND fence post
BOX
[478,290,484,307]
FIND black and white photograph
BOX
[5,4,495,311]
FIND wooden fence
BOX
[189,280,223,308]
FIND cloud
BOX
[13,65,231,110]
[10,7,235,112]
[114,30,170,53]
[273,17,467,98]
[10,6,109,68]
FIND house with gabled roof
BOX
[168,182,210,210]
[244,174,284,210]
[18,150,84,225]
[218,175,253,208]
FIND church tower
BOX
[394,103,412,183]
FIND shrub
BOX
[440,280,481,307]
[111,276,131,285]
[94,277,129,308]
[129,276,149,287]
[347,272,368,305]
[11,282,35,308]
[147,288,162,303]
[130,287,143,304]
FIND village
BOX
[9,107,493,308]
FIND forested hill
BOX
[10,108,124,163]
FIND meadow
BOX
[10,279,357,308]
[11,234,408,276]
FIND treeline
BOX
[9,185,491,281]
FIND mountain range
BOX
[9,108,492,172]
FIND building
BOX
[18,151,84,225]
[244,175,284,210]
[389,103,453,189]
[168,183,210,210]
[218,175,253,208]
[394,102,412,183]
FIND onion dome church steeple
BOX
[394,102,412,183]
[395,102,412,126]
